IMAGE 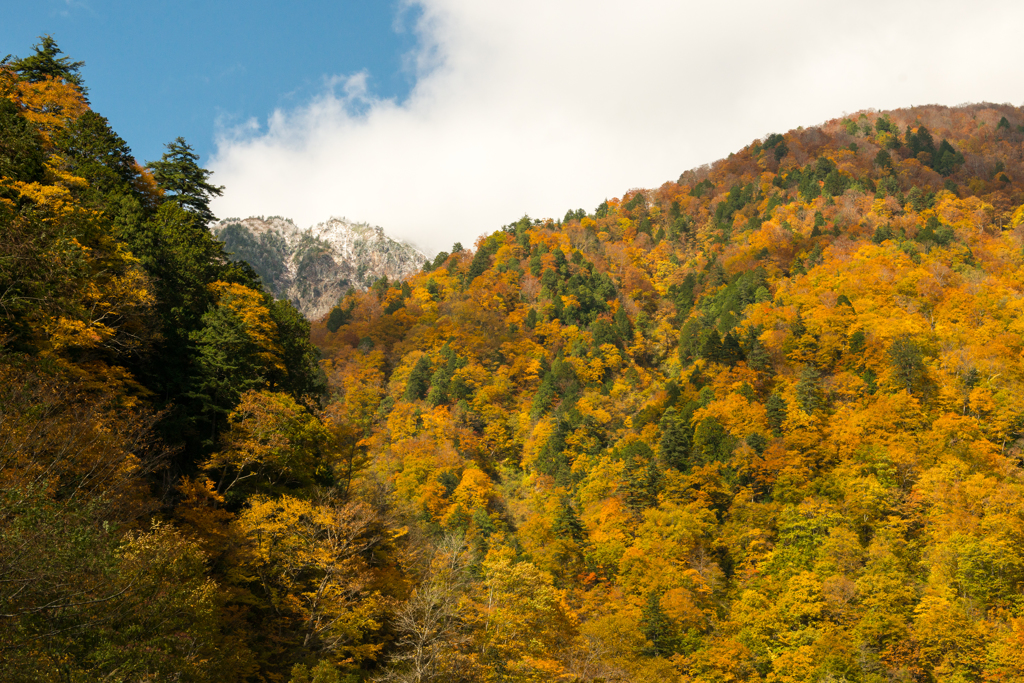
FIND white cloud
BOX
[210,0,1024,253]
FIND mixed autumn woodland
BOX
[4,38,1024,683]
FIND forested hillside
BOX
[4,36,1024,683]
[312,104,1024,682]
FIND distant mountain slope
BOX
[308,103,1024,681]
[212,216,428,319]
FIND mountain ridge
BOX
[212,215,429,319]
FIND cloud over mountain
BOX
[210,0,1024,252]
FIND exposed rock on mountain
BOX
[212,216,428,319]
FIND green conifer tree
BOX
[796,366,821,414]
[552,498,586,542]
[147,137,224,228]
[0,99,45,184]
[9,35,87,94]
[640,591,677,657]
[614,305,632,341]
[405,355,433,401]
[658,407,690,471]
[766,391,787,437]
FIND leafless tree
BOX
[375,534,481,683]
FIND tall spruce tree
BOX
[640,591,677,656]
[8,35,87,94]
[767,391,788,437]
[658,407,690,471]
[552,497,586,542]
[405,355,433,401]
[147,137,223,228]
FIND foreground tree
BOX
[377,535,480,683]
[233,493,392,670]
[147,136,223,228]
[6,35,87,94]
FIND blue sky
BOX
[2,0,421,164]
[6,1,1024,253]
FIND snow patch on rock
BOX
[212,215,428,320]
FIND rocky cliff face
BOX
[212,216,428,320]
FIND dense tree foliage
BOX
[6,36,1024,682]
[310,102,1024,681]
[0,39,334,680]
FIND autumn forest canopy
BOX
[3,36,1024,683]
